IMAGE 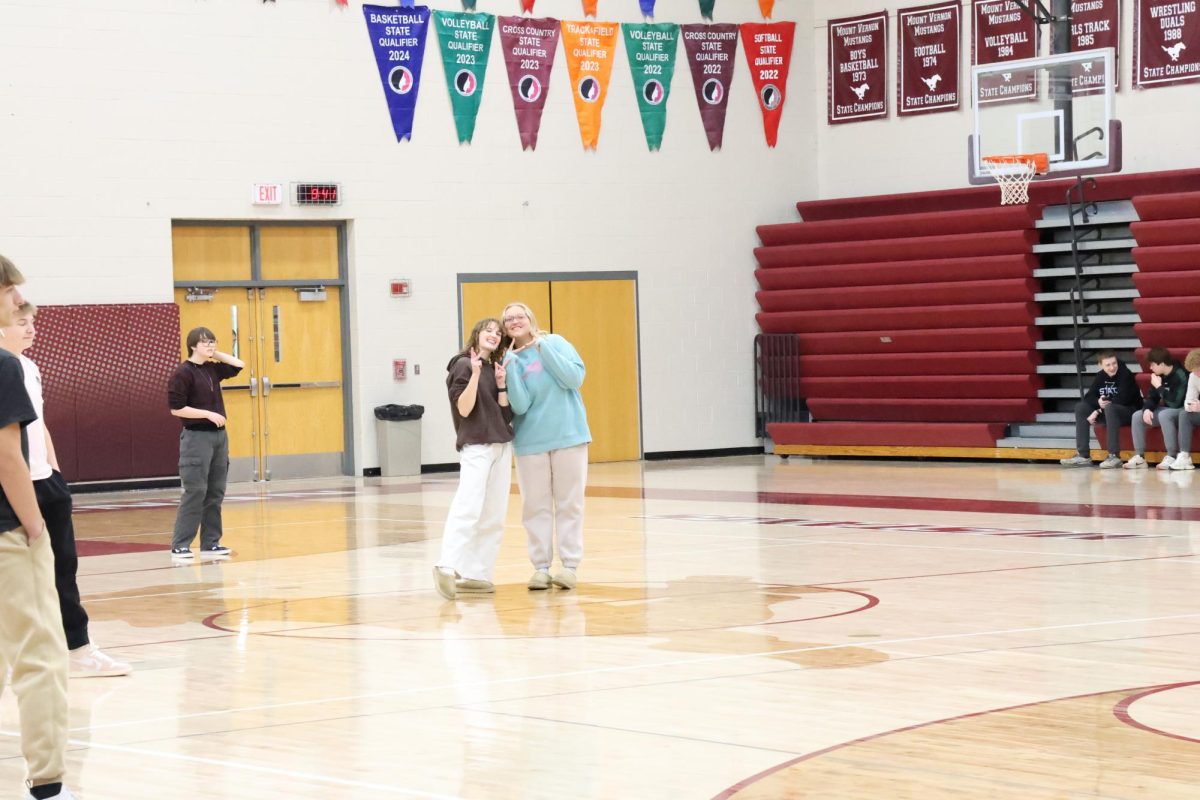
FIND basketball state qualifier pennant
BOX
[898,2,960,116]
[498,16,560,150]
[681,23,739,150]
[1056,0,1120,93]
[560,20,621,150]
[623,23,680,151]
[433,10,495,143]
[973,0,1038,104]
[363,5,432,141]
[1135,0,1200,88]
[828,11,888,124]
[741,22,795,146]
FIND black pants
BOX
[1075,400,1135,457]
[172,428,230,549]
[34,470,89,651]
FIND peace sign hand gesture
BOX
[469,348,483,374]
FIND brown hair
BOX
[1185,349,1200,373]
[1146,347,1172,366]
[460,318,503,363]
[1095,350,1118,365]
[0,255,25,288]
[13,302,37,318]
[186,326,216,357]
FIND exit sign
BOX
[252,183,284,205]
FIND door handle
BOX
[262,376,272,397]
[249,376,258,397]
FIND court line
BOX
[78,611,1200,734]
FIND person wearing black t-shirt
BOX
[167,326,244,560]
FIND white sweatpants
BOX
[438,442,513,582]
[515,444,588,570]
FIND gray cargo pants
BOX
[171,428,230,550]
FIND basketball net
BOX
[982,154,1049,205]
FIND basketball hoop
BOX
[982,153,1050,205]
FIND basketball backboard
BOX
[968,48,1121,184]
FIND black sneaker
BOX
[170,547,193,559]
[200,544,232,558]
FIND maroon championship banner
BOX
[740,21,795,146]
[828,11,888,124]
[1135,0,1200,88]
[1057,0,1120,93]
[497,16,561,150]
[681,23,739,150]
[973,0,1039,104]
[898,2,961,115]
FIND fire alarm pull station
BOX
[390,279,411,297]
[393,359,407,381]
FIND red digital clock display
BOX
[295,183,341,206]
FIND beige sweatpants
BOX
[0,527,69,789]
[515,444,588,571]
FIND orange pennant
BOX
[581,0,597,16]
[560,20,620,149]
[758,0,775,18]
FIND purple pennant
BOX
[497,16,561,150]
[639,0,655,18]
[681,23,738,150]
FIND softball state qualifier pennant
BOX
[498,16,561,149]
[741,21,795,146]
[363,4,432,141]
[433,11,496,143]
[561,20,621,149]
[623,23,680,151]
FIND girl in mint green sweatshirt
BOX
[501,302,591,592]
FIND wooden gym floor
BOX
[1,456,1198,798]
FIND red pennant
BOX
[581,0,597,16]
[521,0,535,12]
[758,0,774,18]
[740,21,795,147]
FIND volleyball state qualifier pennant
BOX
[740,21,795,146]
[363,4,432,141]
[560,20,621,150]
[623,23,680,151]
[433,10,496,143]
[680,23,739,150]
[497,16,561,149]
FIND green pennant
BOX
[433,11,495,143]
[698,0,715,20]
[622,23,679,151]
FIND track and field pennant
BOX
[639,0,656,19]
[363,5,432,142]
[681,23,738,150]
[699,0,716,20]
[741,21,794,146]
[623,23,680,151]
[433,11,495,143]
[758,0,775,18]
[498,16,561,149]
[560,20,621,149]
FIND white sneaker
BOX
[1157,456,1176,471]
[551,568,577,590]
[1172,453,1195,471]
[432,566,457,600]
[527,570,552,590]
[1123,455,1147,469]
[1098,456,1123,470]
[70,644,131,678]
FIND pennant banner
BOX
[828,11,888,124]
[681,23,739,151]
[699,0,716,21]
[898,2,960,116]
[582,0,598,17]
[741,21,795,146]
[462,0,477,9]
[434,11,496,143]
[521,0,535,11]
[363,5,432,141]
[973,0,1038,104]
[1135,0,1200,89]
[623,23,680,151]
[758,0,774,18]
[560,20,621,149]
[1058,0,1119,93]
[639,0,656,19]
[498,16,561,149]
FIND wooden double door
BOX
[173,224,346,481]
[460,277,640,463]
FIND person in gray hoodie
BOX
[1060,350,1142,469]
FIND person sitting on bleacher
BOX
[1060,350,1142,469]
[1125,347,1189,470]
[1171,348,1200,472]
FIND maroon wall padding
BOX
[755,254,1038,291]
[1130,245,1200,272]
[1134,322,1200,347]
[1133,270,1200,297]
[757,302,1038,335]
[30,304,180,483]
[1095,425,1200,453]
[756,278,1038,313]
[755,230,1038,269]
[797,326,1039,356]
[756,206,1040,247]
[807,398,1039,423]
[768,421,1008,447]
[799,375,1040,399]
[1131,191,1200,221]
[1134,297,1198,323]
[799,351,1038,377]
[1130,219,1200,246]
[796,168,1200,222]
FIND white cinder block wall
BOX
[812,1,1200,195]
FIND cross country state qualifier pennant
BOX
[363,5,432,141]
[681,23,738,151]
[560,20,621,150]
[498,16,561,150]
[623,23,680,151]
[741,21,795,146]
[433,10,495,143]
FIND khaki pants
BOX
[0,527,69,788]
[515,444,588,571]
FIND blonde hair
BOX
[0,255,25,288]
[13,301,36,318]
[501,302,550,342]
[1185,348,1200,373]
